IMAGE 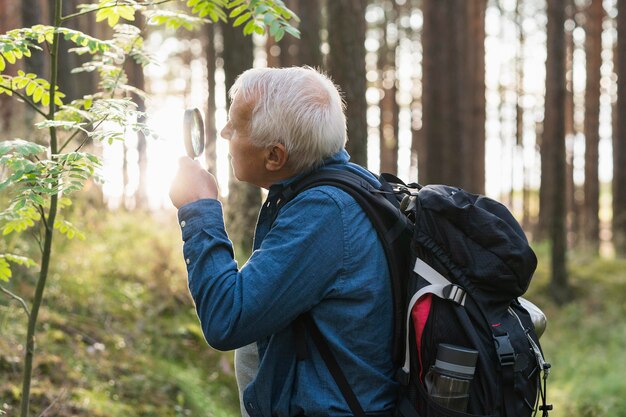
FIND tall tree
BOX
[544,0,569,302]
[564,8,579,245]
[583,0,603,252]
[54,0,95,102]
[421,0,486,193]
[615,0,626,256]
[379,1,400,175]
[297,0,323,68]
[221,21,261,258]
[21,0,44,80]
[328,0,368,166]
[0,0,20,132]
[204,23,218,173]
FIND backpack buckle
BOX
[442,284,466,305]
[494,334,516,367]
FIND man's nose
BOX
[220,123,231,140]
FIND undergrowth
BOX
[526,242,626,417]
[0,205,240,417]
[1,207,625,417]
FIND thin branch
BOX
[3,87,48,118]
[29,225,44,253]
[37,204,49,232]
[58,127,87,153]
[0,285,31,318]
[38,388,67,417]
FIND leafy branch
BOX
[0,254,37,283]
[225,0,300,40]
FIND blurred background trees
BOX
[2,0,626,416]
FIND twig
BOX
[38,388,67,417]
[0,285,31,318]
[3,87,48,118]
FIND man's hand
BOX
[169,157,219,209]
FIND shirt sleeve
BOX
[177,189,347,351]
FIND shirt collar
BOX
[268,149,351,196]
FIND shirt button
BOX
[180,220,186,228]
[247,402,254,410]
[186,258,191,265]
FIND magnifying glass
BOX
[183,108,205,159]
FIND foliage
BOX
[526,246,626,417]
[0,208,239,416]
[0,1,299,416]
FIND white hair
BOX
[229,66,347,173]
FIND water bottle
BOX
[425,344,479,412]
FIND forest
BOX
[1,0,625,416]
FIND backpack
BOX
[276,169,552,417]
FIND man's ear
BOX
[265,143,289,172]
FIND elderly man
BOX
[170,67,397,417]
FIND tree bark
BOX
[422,0,486,193]
[327,0,368,166]
[55,0,95,102]
[583,0,603,253]
[297,0,323,68]
[614,0,626,256]
[221,21,261,258]
[126,14,148,209]
[204,23,218,174]
[0,0,20,131]
[379,2,399,175]
[544,0,569,303]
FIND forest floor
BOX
[1,206,625,417]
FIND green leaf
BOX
[3,51,16,64]
[284,25,300,39]
[243,19,255,34]
[0,257,11,281]
[229,4,248,18]
[274,28,285,42]
[32,86,44,103]
[25,81,36,96]
[0,139,46,157]
[3,254,37,268]
[233,12,251,27]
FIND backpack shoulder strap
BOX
[278,169,411,363]
[277,170,412,416]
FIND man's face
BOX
[220,93,268,186]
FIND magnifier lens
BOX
[184,108,205,158]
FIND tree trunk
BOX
[221,21,261,258]
[126,14,148,209]
[422,0,486,194]
[297,0,323,68]
[615,0,626,256]
[204,23,218,174]
[327,0,368,166]
[544,0,569,303]
[0,0,20,132]
[21,0,44,129]
[564,21,577,245]
[379,2,399,175]
[516,0,531,229]
[55,0,95,102]
[583,0,603,253]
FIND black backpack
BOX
[276,169,552,417]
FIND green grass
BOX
[526,243,626,417]
[1,206,625,417]
[0,206,240,417]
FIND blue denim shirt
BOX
[178,150,397,417]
